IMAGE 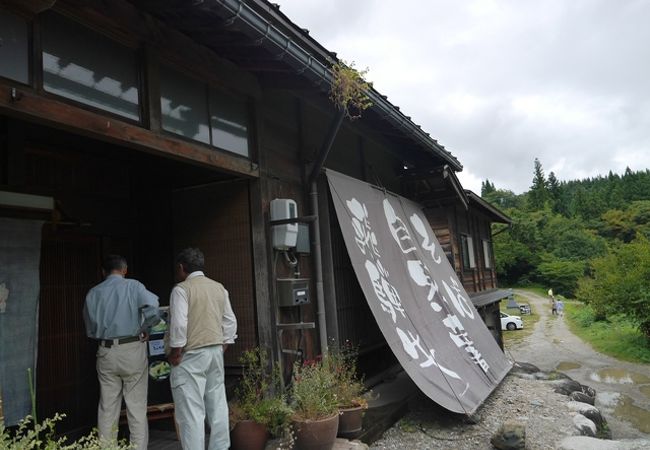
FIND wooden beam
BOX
[0,83,259,178]
[249,98,277,361]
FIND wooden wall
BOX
[172,180,257,366]
[427,203,499,295]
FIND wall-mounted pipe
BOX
[307,110,345,356]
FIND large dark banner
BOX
[327,170,511,414]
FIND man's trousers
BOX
[96,340,148,450]
[171,345,229,450]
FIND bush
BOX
[326,343,367,409]
[291,359,339,420]
[231,347,292,437]
[0,414,132,449]
[578,236,650,341]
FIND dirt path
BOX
[508,289,650,439]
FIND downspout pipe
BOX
[309,109,345,356]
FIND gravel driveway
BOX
[369,289,650,449]
[509,290,650,439]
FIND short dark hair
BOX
[176,248,205,273]
[103,254,127,273]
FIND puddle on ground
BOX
[640,385,650,398]
[596,391,621,409]
[556,361,581,371]
[589,367,650,385]
[614,394,650,434]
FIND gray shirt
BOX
[84,274,160,340]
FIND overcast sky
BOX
[275,0,650,194]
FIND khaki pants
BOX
[171,345,229,450]
[96,340,148,450]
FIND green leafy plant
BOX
[326,343,368,409]
[0,414,132,449]
[291,359,339,420]
[230,347,292,437]
[329,61,372,120]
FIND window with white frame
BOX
[483,239,492,268]
[460,234,476,270]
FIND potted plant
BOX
[229,347,293,450]
[291,358,340,450]
[328,343,368,438]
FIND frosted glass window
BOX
[41,12,140,121]
[0,10,29,84]
[461,235,476,269]
[160,67,210,144]
[482,239,492,268]
[210,89,249,157]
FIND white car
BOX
[501,312,524,331]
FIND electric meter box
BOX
[277,278,310,307]
[271,198,298,250]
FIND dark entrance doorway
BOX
[0,118,257,435]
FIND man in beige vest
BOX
[167,248,237,450]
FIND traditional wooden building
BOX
[0,0,510,436]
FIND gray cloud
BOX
[276,0,650,193]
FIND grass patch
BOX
[501,294,541,346]
[565,301,650,364]
[509,284,549,297]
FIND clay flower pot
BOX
[293,412,339,450]
[230,419,269,450]
[337,405,364,438]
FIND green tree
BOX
[547,171,560,200]
[481,179,496,197]
[528,158,549,210]
[484,188,524,209]
[536,257,585,297]
[577,236,650,341]
[599,200,650,242]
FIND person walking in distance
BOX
[83,255,160,450]
[167,248,237,450]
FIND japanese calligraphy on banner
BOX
[327,169,512,414]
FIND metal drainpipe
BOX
[308,110,345,356]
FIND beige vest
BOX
[177,275,226,351]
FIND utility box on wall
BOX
[277,278,310,307]
[271,198,298,250]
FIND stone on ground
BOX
[512,362,540,374]
[490,420,526,449]
[552,379,583,396]
[558,436,650,450]
[333,438,368,449]
[566,401,604,427]
[569,390,595,405]
[572,414,597,437]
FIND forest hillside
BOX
[483,159,650,339]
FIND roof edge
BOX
[466,191,511,224]
[211,0,463,170]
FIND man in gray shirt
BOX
[84,255,159,450]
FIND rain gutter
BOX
[213,0,462,171]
